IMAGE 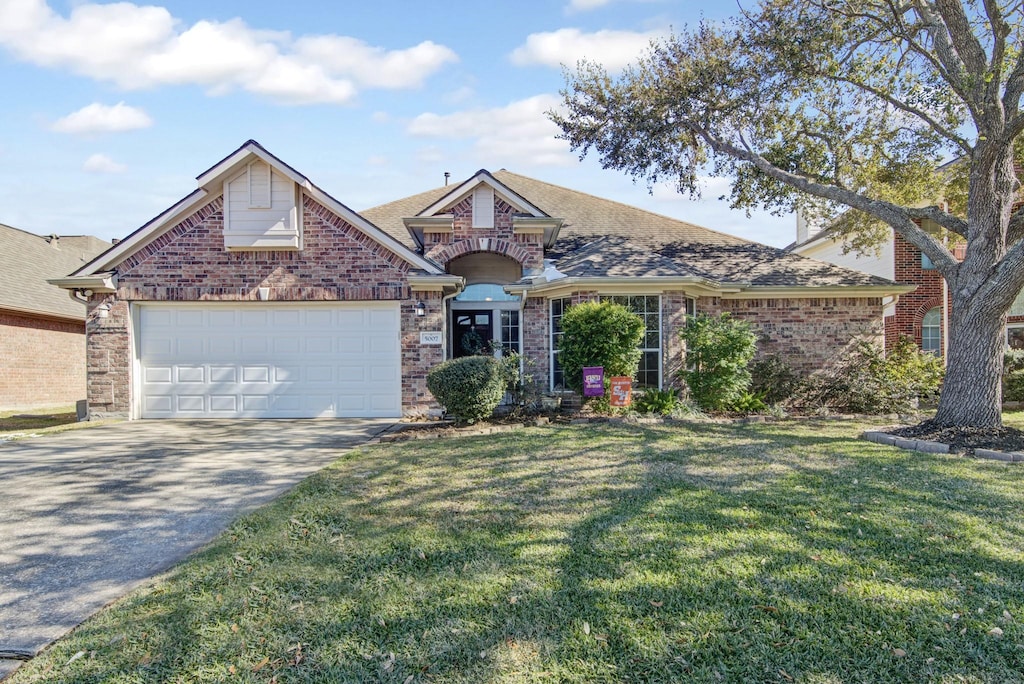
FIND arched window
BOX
[921,307,942,354]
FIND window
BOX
[602,295,662,388]
[921,252,935,270]
[550,297,571,389]
[921,307,942,354]
[454,283,519,302]
[501,310,520,354]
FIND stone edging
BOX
[860,431,1024,462]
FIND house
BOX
[52,140,911,420]
[789,218,1024,355]
[0,224,109,410]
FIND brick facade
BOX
[701,295,885,374]
[423,196,544,271]
[0,311,87,410]
[888,233,948,352]
[85,194,442,418]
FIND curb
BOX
[860,431,1023,462]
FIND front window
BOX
[602,295,662,387]
[550,297,571,389]
[921,307,942,354]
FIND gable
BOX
[67,141,443,279]
[223,161,302,250]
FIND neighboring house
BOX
[0,224,108,410]
[53,140,911,420]
[789,218,1024,355]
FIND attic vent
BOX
[248,160,272,209]
[472,186,494,229]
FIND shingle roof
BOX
[0,224,109,320]
[361,169,897,289]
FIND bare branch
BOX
[933,0,989,75]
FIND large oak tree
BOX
[553,0,1024,428]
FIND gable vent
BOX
[472,186,494,229]
[248,160,272,209]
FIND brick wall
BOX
[87,194,433,418]
[0,311,87,410]
[699,295,885,374]
[423,196,544,270]
[890,233,947,352]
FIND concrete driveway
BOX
[0,419,393,679]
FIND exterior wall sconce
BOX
[415,301,427,317]
[94,302,112,319]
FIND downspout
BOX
[518,289,528,378]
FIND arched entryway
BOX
[446,253,523,359]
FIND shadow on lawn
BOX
[16,421,1024,683]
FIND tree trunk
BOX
[932,296,1006,428]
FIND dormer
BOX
[403,169,563,250]
[222,160,302,250]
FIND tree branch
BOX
[828,73,972,152]
[692,124,963,274]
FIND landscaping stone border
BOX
[860,430,1024,462]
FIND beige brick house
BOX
[1,224,108,410]
[53,141,912,419]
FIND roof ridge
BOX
[494,169,755,246]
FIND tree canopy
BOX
[554,0,1024,428]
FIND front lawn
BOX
[9,420,1024,683]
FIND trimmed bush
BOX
[558,301,644,396]
[679,313,758,411]
[426,356,506,423]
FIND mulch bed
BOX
[890,420,1024,454]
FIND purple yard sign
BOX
[583,366,604,397]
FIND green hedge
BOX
[426,356,506,423]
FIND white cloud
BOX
[82,153,127,173]
[0,1,457,105]
[510,27,663,71]
[408,94,573,167]
[568,0,614,10]
[295,36,457,89]
[52,102,153,134]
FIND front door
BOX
[453,310,494,357]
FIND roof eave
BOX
[507,276,745,297]
[49,272,118,293]
[720,284,917,298]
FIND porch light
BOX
[415,301,427,317]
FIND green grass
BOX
[0,406,78,436]
[9,420,1024,683]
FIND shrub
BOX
[749,355,801,405]
[633,388,679,416]
[1003,349,1024,402]
[558,301,644,396]
[498,352,542,411]
[426,356,506,423]
[797,336,944,414]
[678,313,758,411]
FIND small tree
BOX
[558,301,644,395]
[679,313,757,411]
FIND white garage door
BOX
[137,303,402,418]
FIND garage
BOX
[136,302,402,418]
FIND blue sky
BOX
[0,0,796,247]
